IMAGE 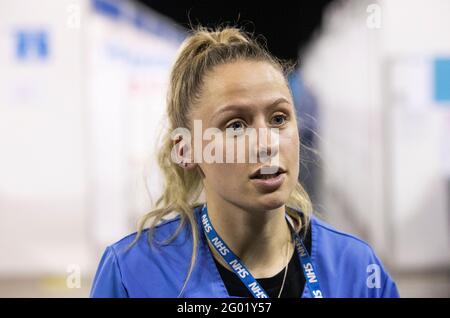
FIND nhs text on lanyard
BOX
[201,204,323,298]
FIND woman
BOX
[90,27,399,298]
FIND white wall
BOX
[0,0,184,277]
[85,0,184,249]
[0,0,88,275]
[303,0,450,270]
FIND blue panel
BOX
[434,58,450,103]
[91,0,121,19]
[15,30,49,61]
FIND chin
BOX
[254,193,287,211]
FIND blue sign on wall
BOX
[15,30,49,61]
[434,58,450,103]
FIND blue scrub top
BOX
[90,205,400,298]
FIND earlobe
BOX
[173,135,192,165]
[184,162,196,170]
[178,160,205,178]
[173,134,200,174]
[179,161,203,177]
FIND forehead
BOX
[197,60,291,115]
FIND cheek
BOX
[202,163,245,184]
[279,128,300,182]
[280,128,299,156]
[202,164,249,196]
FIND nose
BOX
[255,126,280,165]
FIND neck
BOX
[204,194,293,278]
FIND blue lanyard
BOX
[201,204,323,298]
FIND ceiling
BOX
[138,0,334,64]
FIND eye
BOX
[271,114,288,126]
[226,120,246,132]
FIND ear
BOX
[172,134,197,171]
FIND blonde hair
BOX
[131,26,313,296]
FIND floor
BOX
[0,271,449,297]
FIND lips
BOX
[249,166,286,180]
[250,170,286,192]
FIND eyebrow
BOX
[210,97,291,121]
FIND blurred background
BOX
[0,0,449,297]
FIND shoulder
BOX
[90,213,194,298]
[108,213,194,267]
[110,214,186,253]
[311,216,376,257]
[310,216,400,297]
